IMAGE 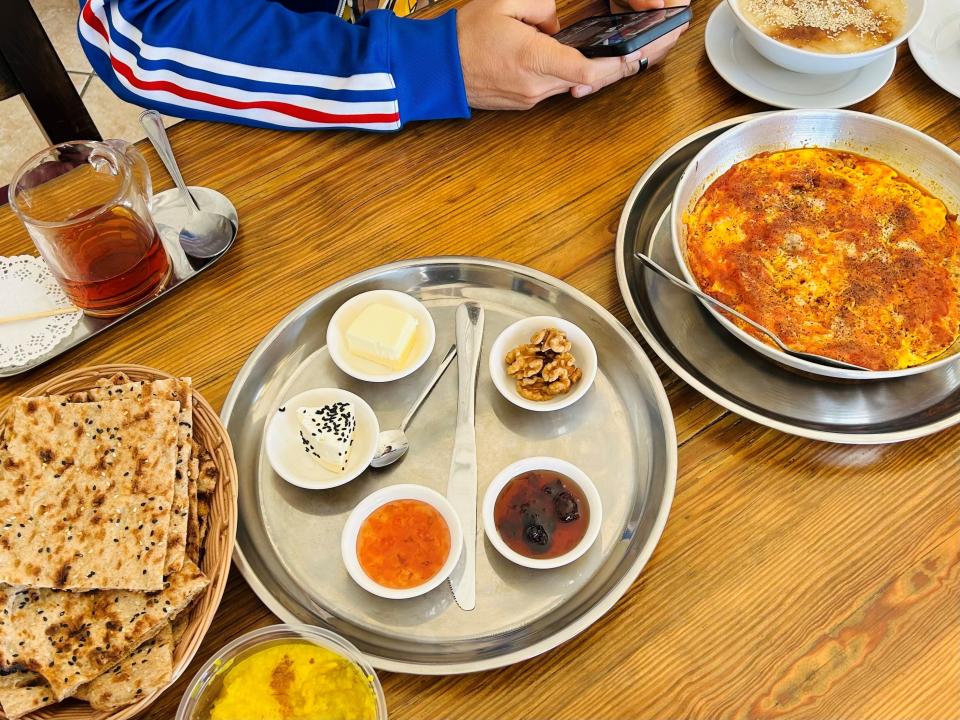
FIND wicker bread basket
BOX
[0,365,238,720]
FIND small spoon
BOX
[635,251,869,372]
[139,110,234,259]
[371,344,458,468]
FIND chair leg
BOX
[0,0,100,145]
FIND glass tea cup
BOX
[9,140,171,317]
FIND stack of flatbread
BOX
[0,373,220,719]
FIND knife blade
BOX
[446,301,484,611]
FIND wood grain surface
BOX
[1,0,958,717]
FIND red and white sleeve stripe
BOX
[78,0,403,130]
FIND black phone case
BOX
[577,6,693,58]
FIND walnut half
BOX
[504,328,583,401]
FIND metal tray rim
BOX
[614,113,960,444]
[222,255,678,674]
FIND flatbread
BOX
[0,669,56,719]
[193,444,219,564]
[84,376,194,574]
[171,614,190,645]
[73,623,173,711]
[197,496,212,556]
[0,397,179,591]
[0,560,207,701]
[185,452,201,565]
[0,676,55,719]
[195,446,219,496]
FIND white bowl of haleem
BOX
[0,365,236,720]
[727,0,926,74]
[671,109,960,380]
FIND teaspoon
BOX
[139,110,234,259]
[371,344,458,468]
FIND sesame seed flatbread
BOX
[195,446,219,497]
[73,623,174,711]
[0,560,207,702]
[171,614,190,645]
[0,670,54,719]
[185,451,201,565]
[0,396,179,591]
[83,376,194,574]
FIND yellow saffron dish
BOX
[205,642,377,720]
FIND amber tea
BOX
[51,204,170,316]
[9,140,171,317]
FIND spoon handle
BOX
[636,251,868,371]
[139,110,201,214]
[399,344,457,432]
[634,251,787,347]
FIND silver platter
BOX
[222,257,677,674]
[615,114,960,444]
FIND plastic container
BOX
[175,623,387,720]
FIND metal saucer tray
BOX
[0,186,238,378]
[222,257,677,674]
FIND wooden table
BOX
[2,0,958,716]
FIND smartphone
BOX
[554,6,693,57]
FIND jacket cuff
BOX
[382,10,471,125]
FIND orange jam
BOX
[356,499,451,589]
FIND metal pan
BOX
[221,257,676,673]
[616,113,960,444]
[669,109,960,380]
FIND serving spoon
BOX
[635,251,870,372]
[139,110,235,259]
[371,344,458,468]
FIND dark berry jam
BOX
[493,469,590,559]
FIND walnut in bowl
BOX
[489,317,597,412]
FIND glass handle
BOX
[104,139,153,210]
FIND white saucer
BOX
[705,2,897,109]
[909,1,960,98]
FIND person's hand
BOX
[456,0,649,109]
[608,0,690,68]
[610,0,689,11]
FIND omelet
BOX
[683,148,960,371]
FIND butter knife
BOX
[446,301,484,611]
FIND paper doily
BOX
[0,256,83,368]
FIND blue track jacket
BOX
[77,0,471,130]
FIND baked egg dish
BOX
[682,148,960,371]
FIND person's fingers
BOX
[501,0,561,34]
[643,24,686,66]
[617,0,664,9]
[568,48,644,97]
[611,0,690,10]
[532,35,626,88]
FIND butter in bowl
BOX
[326,289,436,382]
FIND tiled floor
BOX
[1,0,180,186]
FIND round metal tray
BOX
[222,257,677,673]
[615,114,960,444]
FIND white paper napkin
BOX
[0,255,83,368]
